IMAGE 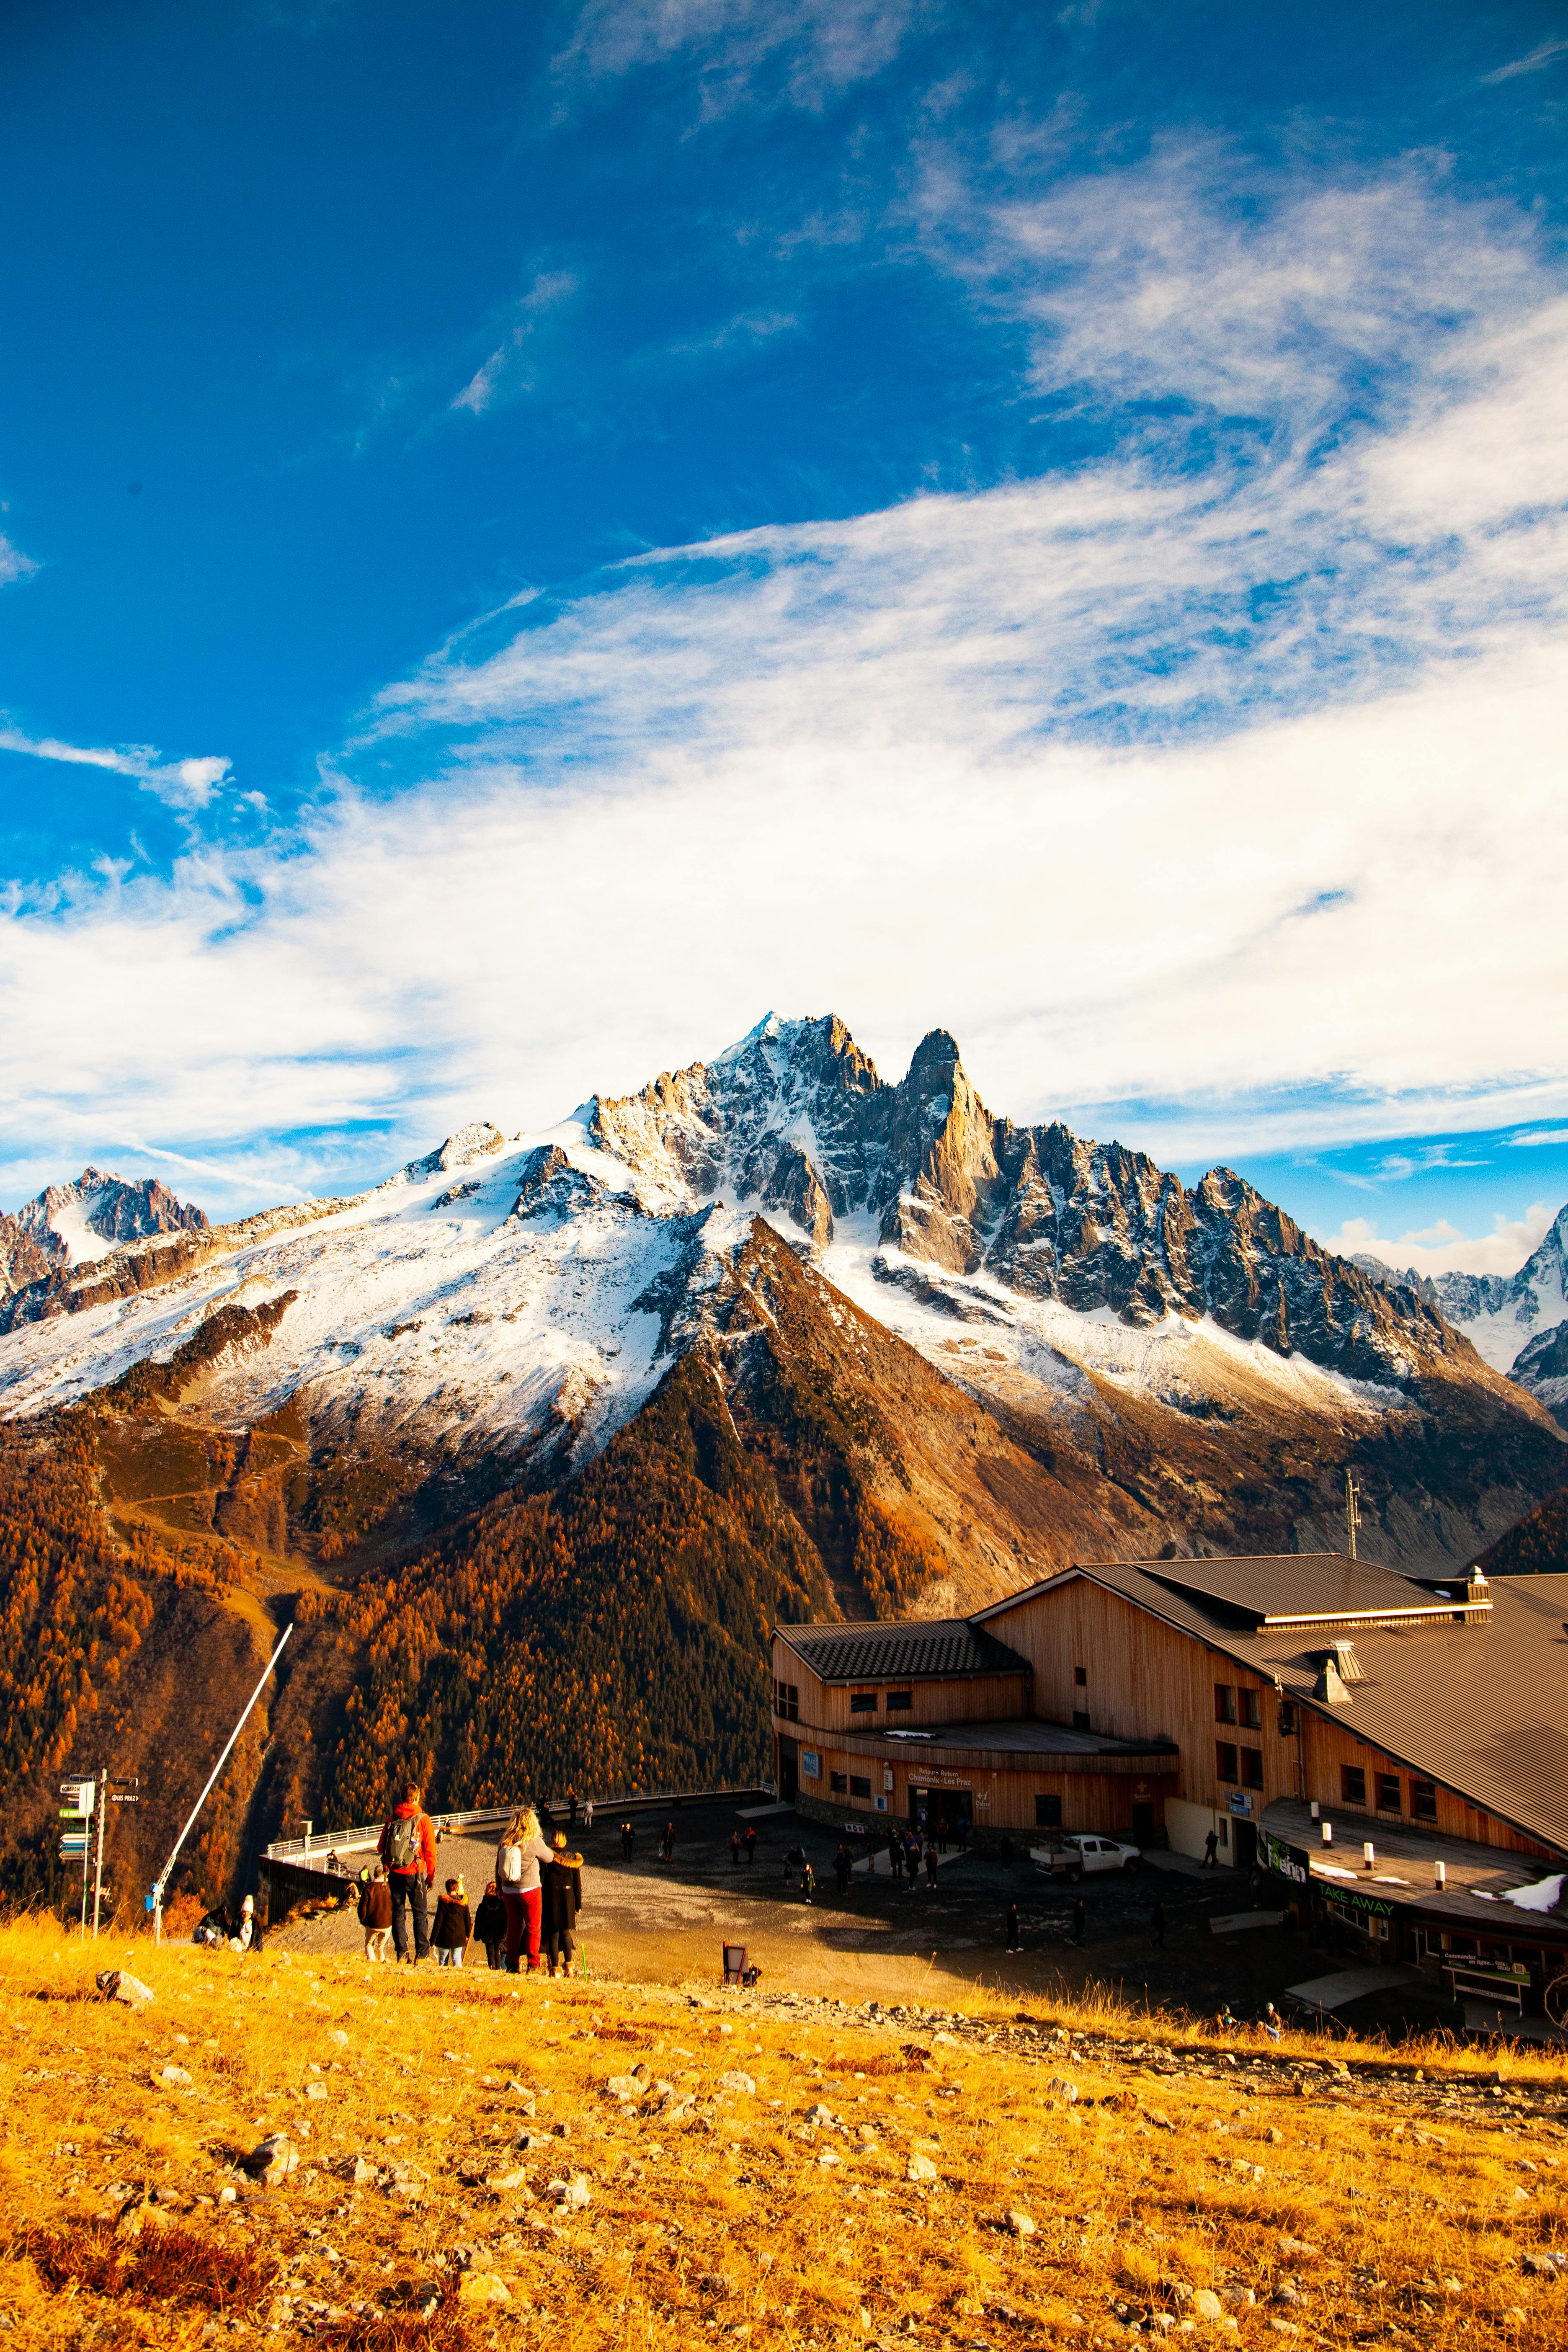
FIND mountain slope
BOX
[1,1013,1565,1910]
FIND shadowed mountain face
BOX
[0,1014,1563,1912]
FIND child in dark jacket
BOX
[473,1880,508,1970]
[430,1877,473,1968]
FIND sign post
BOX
[59,1779,95,1938]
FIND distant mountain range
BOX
[1354,1201,1568,1427]
[0,1013,1563,1912]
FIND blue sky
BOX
[2,0,1566,1274]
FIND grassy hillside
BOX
[2,1915,1565,2349]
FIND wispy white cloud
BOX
[554,0,916,115]
[0,533,37,589]
[0,725,232,810]
[1323,1203,1556,1280]
[451,271,578,416]
[1481,36,1568,84]
[1509,1128,1568,1149]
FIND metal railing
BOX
[263,1782,775,1872]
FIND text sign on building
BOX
[913,1771,974,1792]
[1227,1791,1253,1817]
[801,1751,822,1780]
[1261,1831,1310,1885]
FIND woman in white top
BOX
[494,1806,554,1973]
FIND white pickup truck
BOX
[1029,1833,1142,1880]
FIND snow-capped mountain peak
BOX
[1,1166,209,1294]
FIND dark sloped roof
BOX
[1142,1554,1470,1629]
[1001,1561,1568,1857]
[775,1618,1029,1684]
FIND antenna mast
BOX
[1344,1470,1361,1561]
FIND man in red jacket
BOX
[377,1780,437,1963]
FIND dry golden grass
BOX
[2,1916,1566,2352]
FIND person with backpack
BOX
[620,1820,635,1862]
[743,1826,756,1865]
[474,1880,508,1970]
[377,1781,437,1963]
[495,1805,554,1973]
[431,1876,473,1967]
[540,1831,585,1977]
[358,1865,393,1962]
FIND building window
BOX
[1238,1689,1261,1730]
[1073,1710,1091,1731]
[1376,1772,1401,1813]
[849,1775,872,1800]
[1411,1779,1438,1822]
[774,1681,799,1722]
[1342,1765,1367,1807]
[1215,1684,1238,1724]
[1074,1666,1088,1687]
[1216,1742,1239,1784]
[1035,1795,1063,1828]
[886,1690,913,1711]
[1240,1748,1264,1791]
[830,1771,847,1794]
[850,1692,878,1713]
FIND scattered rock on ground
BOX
[96,1971,154,2008]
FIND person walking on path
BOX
[1202,1829,1220,1868]
[378,1781,437,1964]
[1249,1866,1264,1910]
[1150,1899,1166,1952]
[783,1843,805,1887]
[801,1859,815,1903]
[890,1837,904,1882]
[835,1843,853,1898]
[540,1831,585,1978]
[999,1836,1015,1870]
[474,1880,507,1970]
[956,1819,969,1854]
[743,1826,757,1865]
[583,1797,594,1830]
[731,1829,742,1867]
[661,1820,676,1862]
[924,1841,939,1889]
[1006,1902,1021,1952]
[1073,1896,1086,1948]
[620,1821,635,1862]
[495,1805,554,1974]
[358,1867,393,1963]
[431,1877,473,1968]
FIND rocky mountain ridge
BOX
[1354,1200,1568,1426]
[0,1166,209,1295]
[592,1014,1468,1388]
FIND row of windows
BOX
[1215,1682,1262,1728]
[849,1690,913,1712]
[829,1771,874,1798]
[1216,1742,1265,1790]
[1342,1764,1438,1821]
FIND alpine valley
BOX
[2,1014,1564,1916]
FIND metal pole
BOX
[92,1770,107,1939]
[152,1624,292,1945]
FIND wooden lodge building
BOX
[771,1555,1568,2021]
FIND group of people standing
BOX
[359,1783,584,1975]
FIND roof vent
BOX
[1314,1658,1352,1706]
[1331,1639,1365,1683]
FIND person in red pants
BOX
[495,1805,553,1973]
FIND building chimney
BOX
[1332,1640,1365,1683]
[1314,1658,1351,1705]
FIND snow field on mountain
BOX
[0,1128,683,1456]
